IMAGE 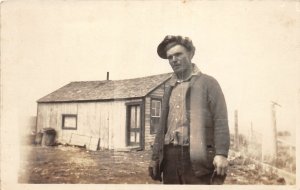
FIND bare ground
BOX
[18,145,288,184]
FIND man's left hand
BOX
[213,155,228,176]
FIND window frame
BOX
[150,97,162,134]
[62,114,78,130]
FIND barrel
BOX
[42,128,56,146]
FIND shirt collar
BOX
[169,63,201,86]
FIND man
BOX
[148,35,230,184]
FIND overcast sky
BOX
[1,0,300,186]
[2,0,300,134]
[1,1,300,140]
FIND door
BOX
[126,104,142,146]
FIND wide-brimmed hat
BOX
[157,35,195,59]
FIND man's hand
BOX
[213,155,228,176]
[148,160,162,181]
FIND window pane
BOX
[136,106,140,129]
[156,101,161,116]
[153,102,157,116]
[151,117,160,133]
[151,117,158,125]
[130,106,136,128]
[130,132,135,142]
[151,99,161,117]
[136,132,140,143]
[151,101,155,108]
[65,117,76,127]
[130,132,140,143]
[151,107,156,116]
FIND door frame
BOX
[125,101,145,149]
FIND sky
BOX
[2,0,300,133]
[1,0,300,186]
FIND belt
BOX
[163,144,190,156]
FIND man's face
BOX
[166,44,193,75]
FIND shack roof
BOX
[37,73,172,103]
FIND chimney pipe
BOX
[107,72,109,80]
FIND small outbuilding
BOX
[36,73,171,151]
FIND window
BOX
[62,114,77,130]
[150,99,161,134]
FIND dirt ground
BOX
[18,145,288,184]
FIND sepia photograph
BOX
[0,0,299,189]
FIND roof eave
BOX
[37,96,146,104]
[144,75,172,97]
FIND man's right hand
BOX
[148,160,162,181]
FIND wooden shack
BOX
[36,73,171,151]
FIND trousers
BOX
[162,144,214,184]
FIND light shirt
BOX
[164,64,200,146]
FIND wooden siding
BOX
[37,99,142,150]
[144,83,165,150]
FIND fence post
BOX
[271,102,280,164]
[234,110,239,150]
[262,102,280,164]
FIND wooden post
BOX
[271,102,280,163]
[234,110,239,150]
[261,102,280,163]
[262,101,281,164]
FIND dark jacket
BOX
[151,72,230,177]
